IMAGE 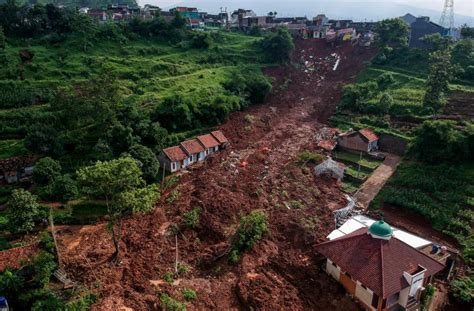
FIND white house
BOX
[159,146,189,173]
[316,216,447,311]
[196,134,220,157]
[181,138,206,164]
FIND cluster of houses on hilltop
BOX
[78,4,457,48]
[159,130,229,173]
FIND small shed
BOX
[315,158,346,180]
[337,128,379,153]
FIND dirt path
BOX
[354,154,401,209]
[57,40,377,310]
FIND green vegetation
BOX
[260,26,295,63]
[451,276,474,303]
[160,293,186,311]
[76,157,159,262]
[373,18,409,48]
[163,272,174,284]
[183,207,201,229]
[333,150,382,170]
[371,161,474,265]
[182,288,197,301]
[6,189,40,233]
[423,49,454,111]
[229,211,268,263]
[298,150,325,164]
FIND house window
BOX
[171,162,176,171]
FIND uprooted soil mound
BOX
[58,39,376,310]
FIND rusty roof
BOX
[315,228,445,298]
[162,146,187,162]
[0,244,39,272]
[317,140,337,151]
[359,128,378,142]
[197,134,220,149]
[211,131,229,144]
[181,139,204,155]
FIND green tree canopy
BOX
[261,26,295,63]
[423,49,454,111]
[128,144,160,183]
[76,157,159,262]
[374,18,410,48]
[410,120,471,163]
[7,189,40,233]
[33,157,61,185]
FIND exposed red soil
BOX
[57,39,377,310]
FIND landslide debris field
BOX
[57,40,377,310]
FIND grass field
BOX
[371,160,474,264]
[0,32,265,143]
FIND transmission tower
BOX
[439,0,454,33]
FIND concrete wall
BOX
[355,281,375,310]
[378,134,407,156]
[326,259,341,280]
[398,286,410,307]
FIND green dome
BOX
[369,220,393,238]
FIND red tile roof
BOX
[211,131,229,144]
[315,228,445,298]
[197,134,220,149]
[162,146,187,162]
[181,139,204,155]
[0,244,39,272]
[317,140,336,151]
[359,128,378,142]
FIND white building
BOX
[316,216,447,311]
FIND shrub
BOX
[177,263,189,275]
[229,211,268,263]
[50,174,78,202]
[32,251,57,288]
[183,207,200,229]
[338,82,379,112]
[298,150,325,164]
[376,73,395,89]
[261,27,295,63]
[451,276,473,303]
[376,93,394,115]
[160,294,186,311]
[163,272,174,284]
[182,288,197,301]
[33,157,61,185]
[7,189,40,233]
[191,32,212,49]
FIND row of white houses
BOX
[158,130,229,172]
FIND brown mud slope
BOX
[57,39,376,310]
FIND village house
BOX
[160,131,230,172]
[0,156,36,184]
[317,216,448,311]
[337,128,379,153]
[197,134,220,156]
[159,146,189,173]
[230,9,257,29]
[408,17,447,49]
[180,139,206,164]
[211,130,230,149]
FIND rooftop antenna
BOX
[439,0,454,34]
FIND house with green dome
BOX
[316,215,449,311]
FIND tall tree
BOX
[374,18,410,48]
[7,189,40,234]
[423,49,454,111]
[260,26,295,63]
[76,157,159,263]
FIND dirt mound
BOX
[57,39,376,310]
[444,91,474,120]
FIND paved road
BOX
[354,154,402,209]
